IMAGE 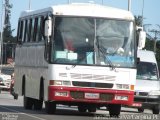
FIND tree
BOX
[2,0,16,64]
[134,15,143,27]
[134,16,160,68]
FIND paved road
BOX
[0,91,160,120]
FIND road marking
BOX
[0,106,47,120]
[0,112,23,114]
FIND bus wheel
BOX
[78,105,87,113]
[24,96,34,109]
[138,108,144,113]
[108,104,121,117]
[34,99,43,110]
[152,106,160,114]
[14,94,18,100]
[87,105,97,113]
[45,101,56,114]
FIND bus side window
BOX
[22,20,26,43]
[40,16,45,41]
[24,20,28,42]
[36,17,40,42]
[17,20,24,43]
[33,18,38,42]
[17,21,20,42]
[30,18,35,42]
[18,21,24,42]
[36,16,44,42]
[27,19,32,42]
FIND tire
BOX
[78,105,87,113]
[87,105,97,113]
[138,108,144,113]
[24,96,34,109]
[34,99,43,110]
[152,106,160,114]
[14,94,18,100]
[45,101,56,114]
[108,104,121,117]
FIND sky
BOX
[1,0,160,36]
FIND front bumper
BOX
[132,95,160,108]
[48,86,134,105]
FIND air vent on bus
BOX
[70,73,116,81]
[59,73,67,77]
[70,91,114,101]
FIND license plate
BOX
[85,93,99,99]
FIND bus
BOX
[14,3,146,116]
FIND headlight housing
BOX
[50,80,71,86]
[116,84,130,90]
[148,90,160,96]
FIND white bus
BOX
[14,3,145,116]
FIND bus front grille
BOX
[70,91,84,99]
[100,93,114,101]
[72,81,113,88]
[70,91,114,101]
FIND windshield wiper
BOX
[96,36,116,70]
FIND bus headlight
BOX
[116,84,130,90]
[63,81,71,86]
[50,80,71,86]
[148,90,160,96]
[54,80,62,85]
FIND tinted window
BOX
[137,62,158,80]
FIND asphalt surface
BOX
[0,67,160,120]
[0,91,160,120]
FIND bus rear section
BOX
[132,50,160,114]
[14,3,146,117]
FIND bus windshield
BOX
[51,16,135,68]
[137,62,158,80]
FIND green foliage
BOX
[144,38,154,51]
[134,15,160,68]
[134,15,143,26]
[155,41,160,68]
[1,0,16,64]
[144,37,160,69]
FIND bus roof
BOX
[20,3,134,20]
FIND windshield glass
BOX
[137,62,158,80]
[51,16,135,68]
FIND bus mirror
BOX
[138,31,146,49]
[44,16,52,37]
